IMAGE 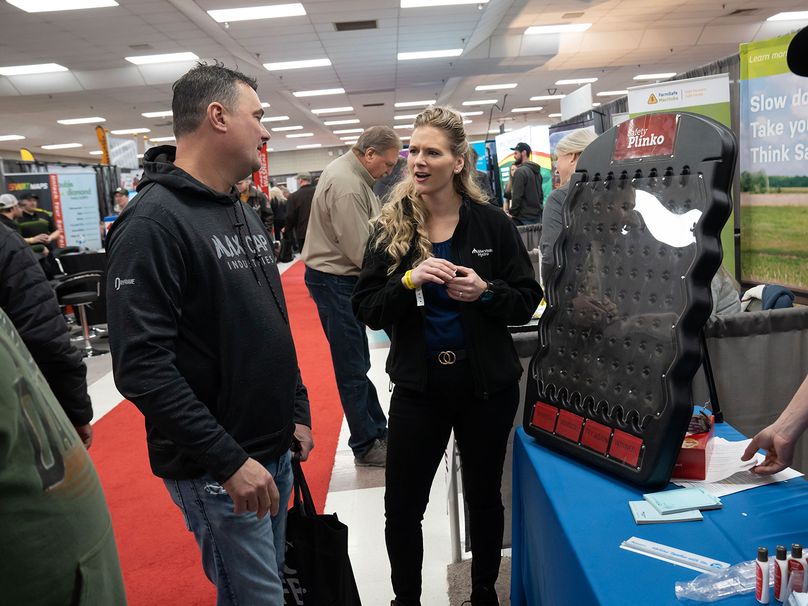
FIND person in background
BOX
[106,62,313,605]
[17,193,61,250]
[269,185,287,242]
[0,193,23,232]
[0,306,126,605]
[373,156,407,204]
[507,142,543,226]
[539,128,598,284]
[739,25,808,476]
[353,106,541,606]
[113,187,130,213]
[469,147,494,201]
[302,125,401,467]
[502,163,516,212]
[0,222,95,448]
[285,172,315,252]
[237,177,274,237]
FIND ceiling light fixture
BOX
[340,136,360,141]
[6,0,118,12]
[286,132,314,138]
[459,111,483,116]
[462,99,497,106]
[293,88,345,97]
[548,113,562,118]
[394,124,414,129]
[41,143,83,149]
[401,0,488,7]
[555,77,598,85]
[263,58,331,71]
[110,128,151,135]
[525,23,592,35]
[394,114,419,120]
[0,63,68,76]
[125,52,199,65]
[271,125,304,132]
[297,144,322,149]
[592,102,601,107]
[311,106,354,114]
[596,90,629,96]
[57,116,106,125]
[462,119,472,124]
[394,99,435,107]
[141,110,173,118]
[475,83,517,91]
[398,49,463,60]
[323,118,360,126]
[767,11,808,21]
[511,106,543,113]
[0,134,25,141]
[261,102,271,108]
[530,94,565,101]
[333,128,364,134]
[89,150,104,155]
[261,115,290,122]
[633,72,677,80]
[149,136,176,142]
[400,136,411,140]
[207,3,306,23]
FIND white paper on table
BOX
[672,437,755,483]
[673,437,803,497]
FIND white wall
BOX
[267,145,350,178]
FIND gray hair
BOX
[353,126,401,155]
[555,128,598,156]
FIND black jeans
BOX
[385,359,518,605]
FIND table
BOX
[511,424,808,605]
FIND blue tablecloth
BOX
[512,424,808,605]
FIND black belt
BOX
[428,349,468,366]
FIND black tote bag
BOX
[277,231,294,263]
[283,456,362,606]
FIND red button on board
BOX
[581,420,612,454]
[609,429,643,467]
[531,401,558,432]
[556,410,584,442]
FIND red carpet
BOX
[90,260,344,605]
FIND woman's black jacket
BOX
[352,199,542,399]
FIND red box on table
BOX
[672,416,714,480]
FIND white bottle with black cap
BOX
[788,544,807,595]
[757,547,770,604]
[774,545,789,602]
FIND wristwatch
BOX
[479,280,495,302]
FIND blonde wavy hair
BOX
[372,105,489,274]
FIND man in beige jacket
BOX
[302,126,401,466]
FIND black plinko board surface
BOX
[523,112,736,487]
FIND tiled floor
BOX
[84,256,464,604]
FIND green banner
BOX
[740,32,795,80]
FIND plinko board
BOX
[524,112,736,487]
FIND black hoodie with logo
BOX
[510,160,543,223]
[106,146,311,483]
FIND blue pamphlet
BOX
[643,487,722,515]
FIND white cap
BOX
[0,193,18,210]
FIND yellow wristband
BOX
[403,270,416,290]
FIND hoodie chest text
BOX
[210,232,275,271]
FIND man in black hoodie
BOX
[508,142,543,225]
[106,63,313,605]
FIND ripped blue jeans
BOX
[163,451,293,606]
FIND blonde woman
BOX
[539,128,598,283]
[352,106,541,606]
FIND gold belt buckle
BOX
[438,351,456,365]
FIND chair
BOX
[54,271,104,358]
